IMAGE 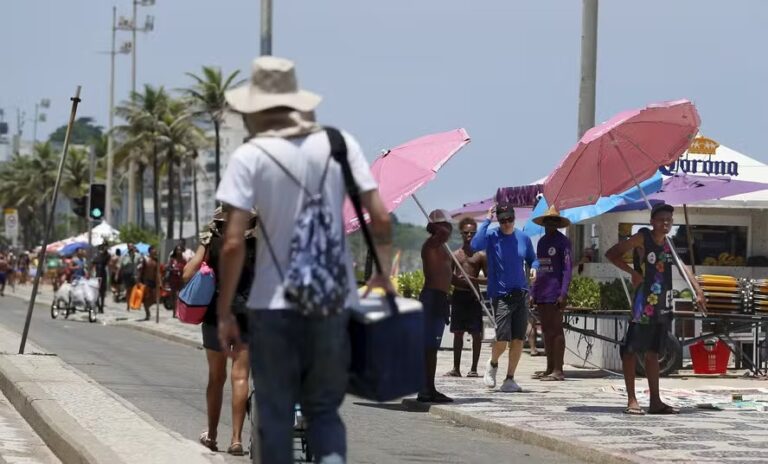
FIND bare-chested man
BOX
[0,253,9,297]
[444,217,487,378]
[418,209,455,403]
[138,246,159,321]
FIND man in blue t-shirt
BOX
[471,202,538,393]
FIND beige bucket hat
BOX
[225,56,322,114]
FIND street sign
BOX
[4,208,18,242]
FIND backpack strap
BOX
[325,127,384,277]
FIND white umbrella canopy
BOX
[72,222,120,246]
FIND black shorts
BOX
[492,291,529,342]
[202,314,249,352]
[450,290,483,334]
[620,320,670,357]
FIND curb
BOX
[402,399,636,464]
[0,355,122,464]
[113,323,202,349]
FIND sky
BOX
[2,0,767,224]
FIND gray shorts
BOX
[492,292,529,341]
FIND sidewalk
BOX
[0,387,61,463]
[418,343,768,464]
[0,306,222,463]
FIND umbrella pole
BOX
[411,195,496,327]
[683,204,696,275]
[610,136,700,311]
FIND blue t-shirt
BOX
[71,257,86,279]
[471,219,538,299]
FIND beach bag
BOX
[332,127,425,401]
[129,283,145,310]
[176,261,216,324]
[255,129,349,317]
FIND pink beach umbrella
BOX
[544,99,700,211]
[343,128,471,233]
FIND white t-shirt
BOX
[216,130,377,311]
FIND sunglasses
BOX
[498,217,514,224]
[461,230,476,236]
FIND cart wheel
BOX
[64,301,71,319]
[636,333,682,377]
[50,301,59,319]
[88,304,97,323]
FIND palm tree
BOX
[155,98,207,239]
[183,66,242,189]
[0,143,59,248]
[114,85,169,234]
[61,147,93,231]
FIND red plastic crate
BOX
[689,340,730,375]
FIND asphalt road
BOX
[0,295,583,464]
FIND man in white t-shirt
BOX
[214,56,393,464]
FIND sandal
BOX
[227,442,244,456]
[443,369,462,377]
[623,407,646,415]
[540,373,565,381]
[466,371,479,378]
[199,431,218,452]
[649,405,680,415]
[531,371,549,379]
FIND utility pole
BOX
[123,0,155,224]
[574,0,599,261]
[578,0,598,138]
[107,7,132,225]
[261,0,272,55]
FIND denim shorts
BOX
[492,291,529,341]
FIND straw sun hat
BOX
[532,205,571,228]
[225,56,322,114]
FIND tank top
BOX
[631,228,673,324]
[203,235,257,325]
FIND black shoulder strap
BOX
[326,127,383,276]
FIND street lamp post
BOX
[261,0,272,55]
[121,0,155,225]
[32,98,50,144]
[106,6,133,225]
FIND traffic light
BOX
[72,196,87,218]
[89,183,106,220]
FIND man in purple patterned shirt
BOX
[531,208,572,382]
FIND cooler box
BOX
[689,340,730,375]
[348,295,424,402]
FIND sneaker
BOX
[500,378,522,393]
[483,358,498,388]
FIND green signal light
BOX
[91,208,103,218]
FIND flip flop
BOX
[531,371,549,379]
[649,405,680,415]
[623,407,646,415]
[443,369,462,377]
[466,371,480,378]
[540,374,565,381]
